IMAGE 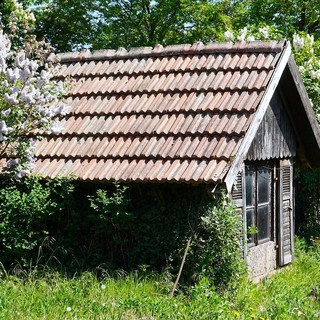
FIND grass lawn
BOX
[0,239,319,319]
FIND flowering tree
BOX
[0,0,68,179]
[291,33,320,117]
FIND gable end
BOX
[246,90,297,161]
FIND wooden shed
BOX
[32,40,320,279]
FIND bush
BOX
[0,176,75,268]
[185,191,245,290]
[0,178,245,290]
[295,168,320,240]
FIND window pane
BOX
[258,168,270,204]
[246,208,254,243]
[257,205,270,241]
[245,170,254,207]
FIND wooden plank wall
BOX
[246,90,296,161]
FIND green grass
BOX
[0,239,319,319]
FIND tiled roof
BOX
[34,41,287,183]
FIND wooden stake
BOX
[171,235,192,296]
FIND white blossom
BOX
[6,158,19,168]
[0,4,66,179]
[50,121,63,135]
[307,34,314,46]
[0,120,13,135]
[47,53,59,63]
[247,35,255,42]
[1,109,11,117]
[237,27,248,41]
[40,117,49,124]
[310,70,320,79]
[0,55,7,72]
[9,86,20,94]
[15,169,30,179]
[40,70,52,81]
[37,105,54,118]
[20,84,38,104]
[4,92,19,105]
[293,34,304,51]
[19,66,33,83]
[14,51,26,68]
[224,30,234,42]
[299,66,305,73]
[29,138,36,147]
[29,60,39,72]
[53,104,70,116]
[0,30,11,59]
[258,26,270,39]
[6,68,20,83]
[43,92,56,103]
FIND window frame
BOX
[245,162,273,246]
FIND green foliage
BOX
[295,168,320,240]
[0,239,319,319]
[0,176,74,267]
[230,0,320,39]
[88,184,130,224]
[33,0,96,51]
[289,32,320,117]
[22,0,320,53]
[21,0,235,51]
[0,178,244,290]
[0,0,36,46]
[187,191,245,290]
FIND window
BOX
[245,164,272,245]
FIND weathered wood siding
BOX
[246,90,296,161]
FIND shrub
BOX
[0,176,75,268]
[295,168,320,240]
[0,178,245,290]
[185,191,245,290]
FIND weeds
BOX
[0,237,319,319]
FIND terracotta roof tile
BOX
[31,41,288,183]
[180,159,199,181]
[200,159,220,182]
[128,159,146,180]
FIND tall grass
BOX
[0,238,319,319]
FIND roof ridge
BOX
[34,154,233,162]
[58,40,287,63]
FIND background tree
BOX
[32,0,97,52]
[229,0,320,39]
[92,0,232,50]
[1,0,233,52]
[2,1,320,52]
